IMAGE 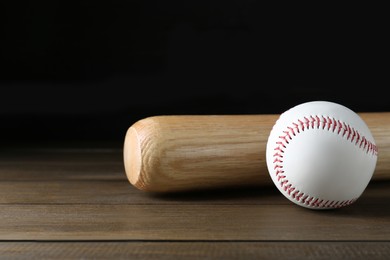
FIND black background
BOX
[1,2,387,147]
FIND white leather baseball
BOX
[266,101,378,209]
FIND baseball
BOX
[266,101,378,209]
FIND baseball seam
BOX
[272,115,378,208]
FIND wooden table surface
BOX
[1,144,389,259]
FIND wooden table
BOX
[1,143,389,259]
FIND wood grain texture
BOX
[0,147,389,258]
[360,113,390,181]
[1,202,390,240]
[0,148,124,181]
[124,115,276,192]
[124,112,390,192]
[0,181,285,205]
[0,180,388,205]
[1,242,389,260]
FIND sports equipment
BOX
[266,101,378,209]
[123,105,389,193]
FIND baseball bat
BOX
[123,112,390,192]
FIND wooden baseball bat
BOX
[123,112,390,192]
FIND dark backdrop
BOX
[1,2,387,147]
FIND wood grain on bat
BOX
[123,112,390,192]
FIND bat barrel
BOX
[360,112,390,182]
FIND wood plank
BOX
[1,203,389,241]
[0,181,285,205]
[0,164,125,181]
[0,178,387,205]
[1,242,389,260]
[0,147,122,162]
[0,149,124,181]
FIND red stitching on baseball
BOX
[272,115,378,208]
